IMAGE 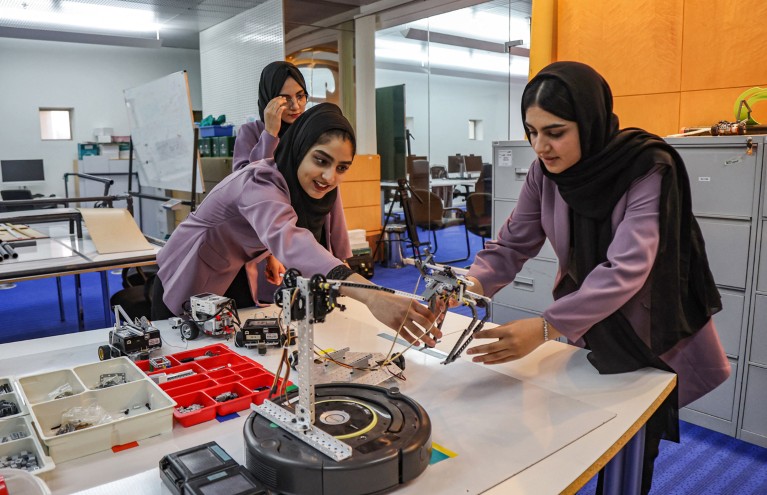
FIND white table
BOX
[0,228,160,331]
[0,299,675,495]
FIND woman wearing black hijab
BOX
[231,61,309,301]
[153,103,439,347]
[232,61,309,172]
[463,61,730,493]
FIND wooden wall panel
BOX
[613,93,681,137]
[556,0,684,96]
[681,1,767,91]
[679,87,767,130]
[343,205,381,233]
[346,154,380,181]
[339,181,381,208]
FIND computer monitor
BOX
[1,159,45,183]
[464,155,483,174]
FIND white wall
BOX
[376,68,527,167]
[0,37,201,197]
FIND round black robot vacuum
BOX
[243,383,432,495]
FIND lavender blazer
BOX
[232,120,280,172]
[468,160,730,407]
[156,158,351,315]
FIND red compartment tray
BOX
[139,344,287,427]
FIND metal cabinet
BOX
[491,136,767,446]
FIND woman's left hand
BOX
[466,317,548,365]
[264,255,286,285]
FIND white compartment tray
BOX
[17,357,146,406]
[29,379,175,463]
[0,415,55,476]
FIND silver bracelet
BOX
[542,318,549,342]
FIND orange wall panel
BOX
[344,205,382,232]
[339,181,381,208]
[346,154,380,182]
[679,87,767,129]
[556,0,684,96]
[613,93,681,137]
[681,1,767,91]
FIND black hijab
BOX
[274,103,355,246]
[258,61,308,138]
[522,61,721,374]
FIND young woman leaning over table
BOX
[459,61,730,495]
[151,103,440,346]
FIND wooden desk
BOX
[0,299,675,495]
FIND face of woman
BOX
[297,136,354,199]
[278,77,308,125]
[525,105,582,173]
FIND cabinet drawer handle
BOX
[512,277,534,292]
[514,167,529,180]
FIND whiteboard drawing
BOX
[124,71,203,193]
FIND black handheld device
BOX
[159,441,264,495]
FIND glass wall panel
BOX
[375,1,531,261]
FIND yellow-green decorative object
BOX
[734,87,767,125]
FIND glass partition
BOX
[375,1,531,263]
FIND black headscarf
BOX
[274,102,355,245]
[258,61,308,138]
[522,61,721,374]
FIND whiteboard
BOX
[124,71,203,193]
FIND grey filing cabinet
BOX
[491,136,767,446]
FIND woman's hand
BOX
[264,255,286,285]
[367,291,441,347]
[264,96,287,137]
[466,317,557,365]
[340,273,440,346]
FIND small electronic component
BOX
[97,373,127,388]
[0,399,19,418]
[0,450,39,471]
[235,316,288,350]
[150,356,172,371]
[159,441,265,495]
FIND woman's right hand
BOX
[367,291,440,347]
[264,96,287,136]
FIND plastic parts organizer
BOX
[134,344,290,428]
[14,358,175,463]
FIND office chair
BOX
[474,163,493,194]
[405,188,470,264]
[410,159,430,191]
[465,192,493,246]
[0,189,33,212]
[429,165,453,206]
[109,269,155,320]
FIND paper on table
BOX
[78,208,153,254]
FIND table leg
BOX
[100,271,112,327]
[75,273,84,332]
[603,424,646,495]
[56,277,65,322]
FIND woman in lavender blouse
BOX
[152,103,439,346]
[463,62,729,494]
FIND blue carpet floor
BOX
[2,223,767,494]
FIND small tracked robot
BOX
[98,305,162,361]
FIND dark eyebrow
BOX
[525,122,568,131]
[313,149,352,165]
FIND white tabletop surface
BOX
[0,299,675,495]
